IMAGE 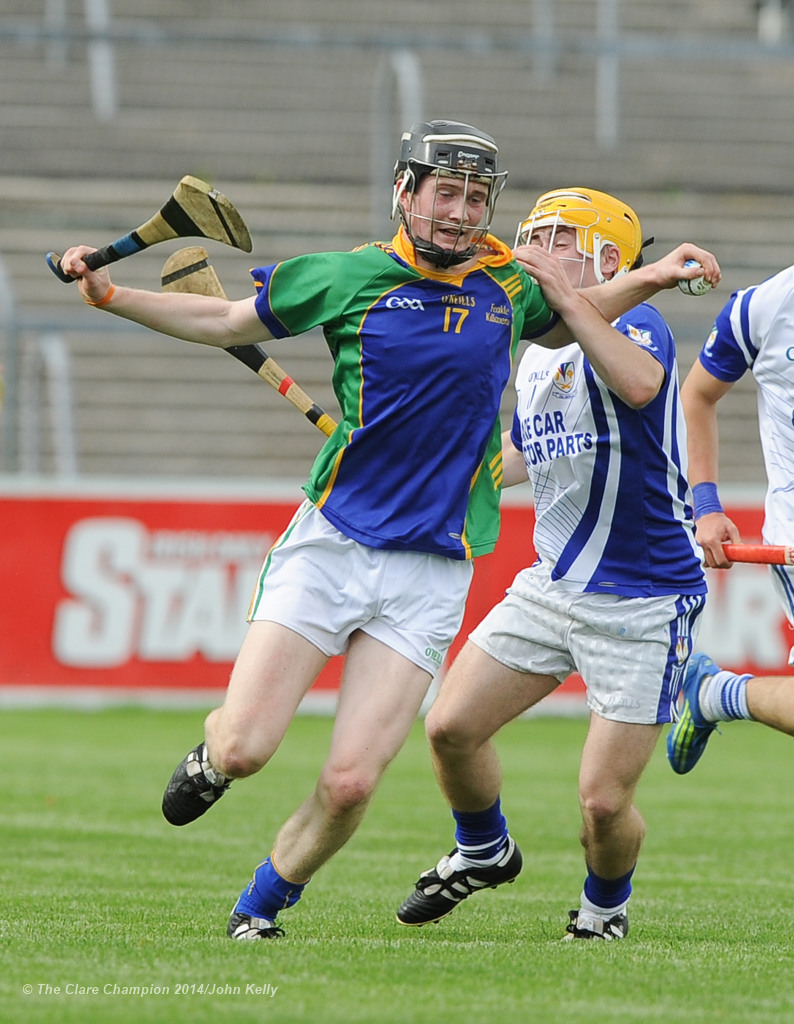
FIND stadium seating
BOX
[0,0,782,480]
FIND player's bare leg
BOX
[577,715,659,876]
[564,715,660,941]
[427,640,558,810]
[162,621,327,826]
[205,620,330,777]
[745,676,794,735]
[397,640,557,926]
[270,631,432,880]
[230,631,433,939]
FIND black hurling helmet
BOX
[392,120,508,268]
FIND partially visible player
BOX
[667,265,794,774]
[396,188,708,940]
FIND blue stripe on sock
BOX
[720,674,751,720]
[452,799,508,861]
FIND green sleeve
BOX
[266,251,358,336]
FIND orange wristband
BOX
[85,284,116,308]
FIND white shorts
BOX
[248,500,474,677]
[769,564,794,665]
[469,561,706,724]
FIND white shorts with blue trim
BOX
[769,563,794,665]
[469,561,706,725]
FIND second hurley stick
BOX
[160,246,337,438]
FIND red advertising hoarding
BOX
[0,480,790,708]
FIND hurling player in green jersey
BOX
[59,121,719,940]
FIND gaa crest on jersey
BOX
[552,361,575,395]
[703,325,718,358]
[626,324,653,348]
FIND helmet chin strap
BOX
[412,236,480,268]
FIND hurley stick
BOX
[722,544,794,566]
[160,246,337,438]
[47,175,252,283]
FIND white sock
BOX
[698,670,752,722]
[449,837,510,871]
[580,890,627,920]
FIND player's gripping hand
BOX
[513,243,579,314]
[695,510,742,569]
[651,244,721,292]
[59,246,115,306]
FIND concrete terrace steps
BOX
[3,177,790,317]
[3,1,756,37]
[0,0,780,482]
[0,2,788,192]
[1,177,769,483]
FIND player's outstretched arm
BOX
[59,245,270,349]
[578,243,722,323]
[681,357,741,568]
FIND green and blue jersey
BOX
[251,230,555,560]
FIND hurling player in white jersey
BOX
[397,189,708,940]
[667,266,794,777]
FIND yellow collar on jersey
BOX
[392,228,514,282]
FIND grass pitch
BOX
[2,707,794,1023]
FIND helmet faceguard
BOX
[515,188,646,285]
[392,120,508,269]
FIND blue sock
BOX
[233,857,307,921]
[582,864,634,913]
[451,798,508,865]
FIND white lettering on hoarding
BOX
[53,518,273,667]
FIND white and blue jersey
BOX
[699,264,794,548]
[510,302,705,597]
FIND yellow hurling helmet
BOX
[515,188,644,284]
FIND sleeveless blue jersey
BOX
[510,302,706,596]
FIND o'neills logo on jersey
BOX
[386,295,426,310]
[442,293,476,307]
[552,362,575,395]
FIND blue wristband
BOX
[692,481,724,518]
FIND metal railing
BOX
[44,0,117,121]
[0,248,78,475]
[0,253,17,470]
[18,332,78,476]
[369,49,424,239]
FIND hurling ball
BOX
[677,260,712,296]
